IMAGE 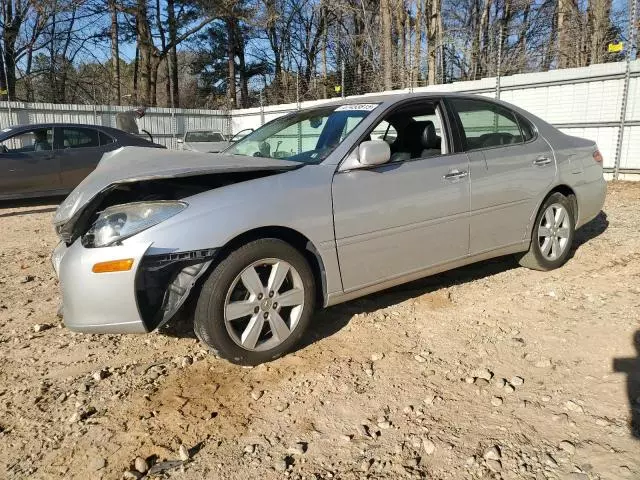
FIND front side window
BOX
[226,104,379,163]
[61,128,100,149]
[0,128,54,153]
[365,102,447,162]
[450,98,523,150]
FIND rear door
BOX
[0,127,61,196]
[447,98,555,255]
[332,99,470,292]
[57,127,109,189]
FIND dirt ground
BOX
[0,182,639,480]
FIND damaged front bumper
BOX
[53,239,215,334]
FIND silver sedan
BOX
[51,93,606,365]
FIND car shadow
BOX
[613,330,640,439]
[161,210,610,355]
[0,196,65,218]
[571,210,609,253]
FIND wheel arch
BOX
[215,226,328,308]
[547,184,578,220]
[525,184,578,243]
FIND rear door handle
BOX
[443,169,468,181]
[533,156,552,166]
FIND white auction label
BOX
[335,103,379,112]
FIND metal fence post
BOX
[613,0,637,180]
[496,24,503,99]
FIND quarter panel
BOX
[126,164,343,296]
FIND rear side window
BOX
[99,131,115,146]
[449,98,523,151]
[61,128,100,149]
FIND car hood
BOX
[183,141,231,153]
[53,146,300,228]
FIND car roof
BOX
[3,122,123,132]
[0,122,161,145]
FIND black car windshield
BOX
[185,131,225,142]
[225,103,379,163]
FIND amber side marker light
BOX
[593,150,603,164]
[92,259,134,273]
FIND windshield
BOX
[225,103,379,163]
[185,131,225,142]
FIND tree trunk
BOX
[226,17,237,108]
[135,0,154,106]
[321,6,328,99]
[1,0,20,100]
[588,0,612,65]
[109,0,121,104]
[167,0,179,107]
[557,0,574,69]
[237,22,249,108]
[395,1,405,87]
[381,0,393,90]
[543,0,558,70]
[427,0,440,85]
[414,0,423,86]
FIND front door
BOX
[0,127,61,196]
[332,100,470,292]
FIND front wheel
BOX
[194,239,316,365]
[517,192,575,271]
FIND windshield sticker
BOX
[335,103,379,112]
[1,127,12,133]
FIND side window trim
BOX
[98,129,115,146]
[514,113,538,143]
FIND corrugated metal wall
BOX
[231,60,640,173]
[1,60,638,172]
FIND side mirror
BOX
[358,140,390,166]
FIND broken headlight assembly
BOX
[82,201,187,248]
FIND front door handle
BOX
[533,156,552,166]
[443,169,468,181]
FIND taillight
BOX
[593,150,603,164]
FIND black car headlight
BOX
[82,201,187,248]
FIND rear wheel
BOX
[194,239,315,365]
[518,192,575,271]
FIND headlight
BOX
[82,201,187,248]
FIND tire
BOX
[194,238,316,365]
[518,192,576,271]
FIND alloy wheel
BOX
[538,203,571,261]
[223,258,305,351]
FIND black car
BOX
[0,123,165,200]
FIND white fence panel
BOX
[0,60,638,173]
